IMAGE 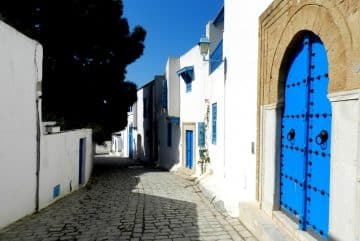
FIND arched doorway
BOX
[280,32,332,239]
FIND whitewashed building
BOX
[0,20,43,229]
[124,75,171,166]
[0,20,93,229]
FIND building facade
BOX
[258,1,360,240]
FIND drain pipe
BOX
[35,43,43,212]
[35,97,41,212]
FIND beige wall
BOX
[259,0,360,106]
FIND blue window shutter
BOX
[198,122,205,147]
[212,103,217,144]
[210,40,223,74]
[167,123,172,147]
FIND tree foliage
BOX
[0,0,145,143]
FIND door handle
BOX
[316,130,328,145]
[287,129,296,141]
[315,130,328,150]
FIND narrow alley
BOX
[0,157,255,241]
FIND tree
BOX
[0,0,145,143]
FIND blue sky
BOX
[123,0,224,88]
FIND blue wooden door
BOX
[129,127,133,159]
[280,33,331,239]
[186,130,193,169]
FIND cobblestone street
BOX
[0,157,256,241]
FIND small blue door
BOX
[79,138,85,185]
[186,130,193,169]
[129,127,133,159]
[280,33,331,239]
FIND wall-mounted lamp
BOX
[198,36,211,61]
[198,36,225,64]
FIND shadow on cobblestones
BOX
[0,156,202,241]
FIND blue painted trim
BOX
[176,66,194,75]
[167,117,180,124]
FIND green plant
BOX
[198,148,210,164]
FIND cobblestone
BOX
[0,157,256,241]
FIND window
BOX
[176,66,194,93]
[210,40,223,74]
[186,81,192,93]
[212,103,217,144]
[143,98,147,118]
[198,122,205,147]
[162,80,168,109]
[167,123,172,147]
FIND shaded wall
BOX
[39,129,93,209]
[0,21,43,228]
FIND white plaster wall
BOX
[119,112,133,158]
[158,59,182,170]
[39,129,92,209]
[179,46,207,124]
[135,89,145,160]
[328,91,360,241]
[222,0,273,212]
[0,21,43,228]
[158,118,181,171]
[179,46,208,172]
[208,65,225,180]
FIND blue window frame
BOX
[210,40,223,74]
[212,103,217,144]
[167,122,172,147]
[177,66,194,93]
[198,122,205,147]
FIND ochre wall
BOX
[259,0,360,106]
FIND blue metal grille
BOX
[280,33,331,239]
[212,103,217,144]
[198,122,205,147]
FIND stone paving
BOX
[0,157,256,241]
